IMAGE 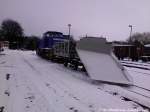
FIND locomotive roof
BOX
[44,31,63,35]
[112,44,134,47]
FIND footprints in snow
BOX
[0,61,6,64]
[6,73,10,80]
[45,82,96,112]
[69,107,79,112]
[0,61,14,68]
[97,87,146,110]
[4,73,11,96]
[4,90,10,96]
[45,83,56,93]
[69,105,95,112]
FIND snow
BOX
[0,68,9,109]
[125,67,150,91]
[102,84,150,109]
[144,44,150,47]
[121,60,150,69]
[0,50,149,112]
[121,61,150,91]
[117,60,150,108]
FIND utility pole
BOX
[68,24,71,37]
[129,25,133,42]
[128,25,133,59]
[67,24,71,57]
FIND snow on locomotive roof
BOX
[43,31,63,37]
[113,44,134,47]
[144,44,150,47]
[44,31,63,35]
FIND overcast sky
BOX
[0,0,150,41]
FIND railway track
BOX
[121,61,150,70]
[102,84,150,110]
[100,61,150,109]
[126,69,150,76]
[124,85,150,98]
[122,64,150,70]
[121,61,150,67]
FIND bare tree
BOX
[1,19,24,48]
[127,32,150,44]
[24,35,40,50]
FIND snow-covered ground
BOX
[121,60,150,91]
[0,50,149,112]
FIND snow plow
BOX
[76,37,133,85]
[37,31,133,86]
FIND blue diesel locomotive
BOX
[36,31,85,70]
[37,31,66,59]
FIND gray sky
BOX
[0,0,150,41]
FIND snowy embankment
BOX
[0,50,149,112]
